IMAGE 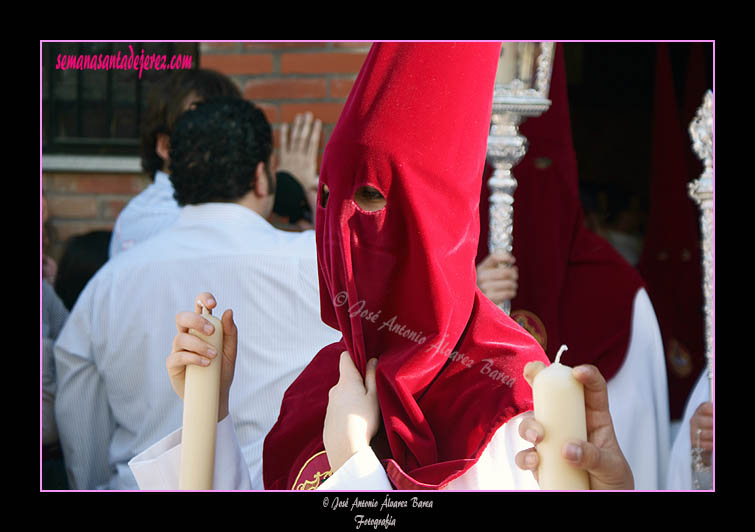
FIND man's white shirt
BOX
[54,202,340,489]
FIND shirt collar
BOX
[154,170,173,189]
[178,202,273,231]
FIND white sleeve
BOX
[128,415,252,490]
[445,412,540,490]
[317,413,540,491]
[53,286,115,490]
[605,288,670,490]
[317,447,394,491]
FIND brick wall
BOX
[200,41,371,164]
[42,41,372,262]
[43,172,151,260]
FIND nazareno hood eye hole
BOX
[319,183,329,208]
[353,185,386,212]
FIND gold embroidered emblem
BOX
[292,450,333,490]
[511,309,548,351]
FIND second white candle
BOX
[531,345,590,490]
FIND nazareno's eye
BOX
[354,185,386,212]
[319,184,329,208]
[361,187,383,200]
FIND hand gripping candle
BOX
[179,305,223,490]
[531,345,590,490]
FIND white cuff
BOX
[128,416,252,490]
[128,426,183,490]
[317,447,393,491]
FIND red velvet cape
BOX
[637,43,706,418]
[476,43,644,381]
[263,42,548,491]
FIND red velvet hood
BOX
[263,42,548,491]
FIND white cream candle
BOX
[179,305,223,490]
[531,345,590,490]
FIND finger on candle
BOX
[561,439,605,476]
[176,311,215,336]
[514,448,540,476]
[194,292,217,314]
[167,351,211,386]
[175,331,218,359]
[571,364,606,391]
[561,439,634,490]
[175,349,212,368]
[518,415,544,445]
[220,308,236,337]
[562,438,622,480]
[523,361,546,387]
[571,364,611,413]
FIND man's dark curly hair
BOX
[140,69,242,177]
[169,97,273,206]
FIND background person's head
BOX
[169,97,276,217]
[140,69,242,177]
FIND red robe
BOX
[637,43,706,419]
